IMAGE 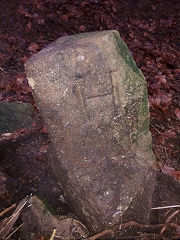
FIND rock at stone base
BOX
[25,30,156,233]
[0,101,35,135]
[21,196,88,239]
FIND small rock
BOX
[0,101,35,135]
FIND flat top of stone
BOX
[26,30,143,81]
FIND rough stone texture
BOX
[21,196,88,239]
[25,30,156,233]
[0,101,35,134]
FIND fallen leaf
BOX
[171,171,180,181]
[27,22,32,29]
[156,136,165,145]
[35,156,45,161]
[155,75,166,83]
[79,25,86,32]
[18,177,28,185]
[161,94,172,106]
[22,56,29,62]
[160,165,175,175]
[149,94,172,108]
[0,53,4,59]
[38,19,45,25]
[33,13,39,19]
[39,145,49,153]
[28,42,39,52]
[161,129,176,138]
[175,108,180,120]
[1,133,13,137]
[17,77,24,84]
[20,85,32,94]
[61,15,69,21]
[40,126,48,134]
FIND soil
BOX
[0,0,179,239]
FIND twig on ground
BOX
[88,228,113,240]
[160,210,179,234]
[0,194,32,239]
[150,123,162,134]
[152,205,180,210]
[5,223,23,240]
[88,221,180,240]
[117,233,174,240]
[49,229,56,240]
[0,204,16,218]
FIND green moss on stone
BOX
[36,195,56,216]
[113,32,143,78]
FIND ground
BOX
[0,0,179,239]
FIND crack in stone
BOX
[85,92,113,100]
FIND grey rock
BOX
[25,30,156,233]
[21,196,88,239]
[0,101,35,135]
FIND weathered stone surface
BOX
[0,101,35,134]
[21,196,88,239]
[25,30,156,233]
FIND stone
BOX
[25,30,156,233]
[0,101,35,135]
[21,196,88,239]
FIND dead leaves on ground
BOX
[157,162,180,182]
